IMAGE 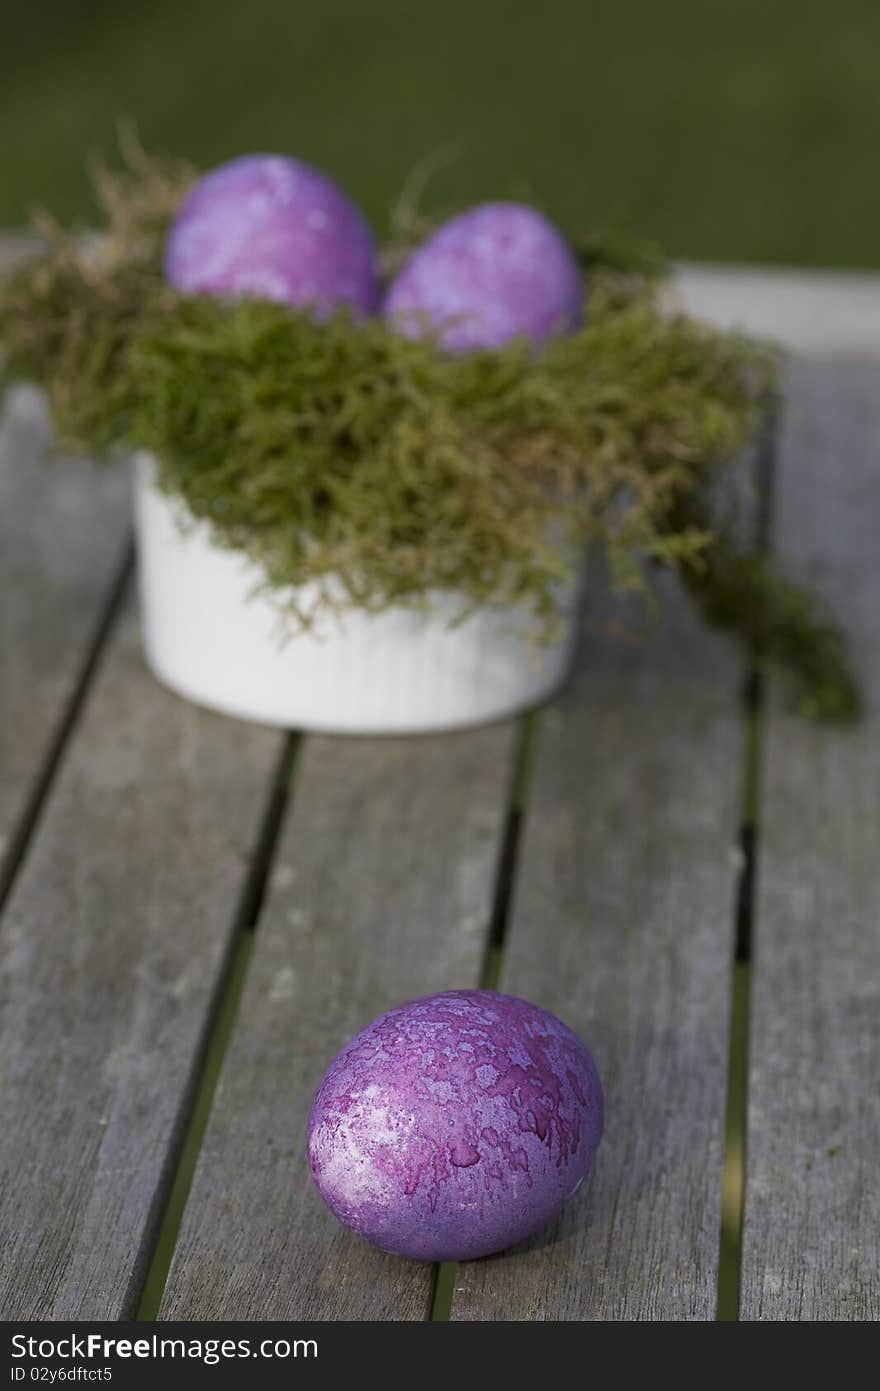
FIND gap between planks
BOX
[0,385,132,917]
[0,545,133,913]
[431,713,539,1321]
[136,734,301,1318]
[716,401,778,1320]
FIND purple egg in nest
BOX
[308,989,603,1261]
[165,154,379,318]
[383,202,583,352]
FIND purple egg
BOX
[307,989,603,1261]
[165,154,379,317]
[383,202,583,352]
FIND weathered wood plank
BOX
[0,602,282,1319]
[741,361,880,1320]
[673,263,880,358]
[160,722,517,1320]
[0,387,130,894]
[450,577,745,1319]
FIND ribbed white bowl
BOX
[133,454,581,733]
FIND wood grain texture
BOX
[160,722,517,1320]
[741,361,880,1320]
[450,576,745,1320]
[0,386,130,889]
[0,603,282,1319]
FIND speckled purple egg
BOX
[165,154,379,317]
[307,989,603,1261]
[383,203,583,352]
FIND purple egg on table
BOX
[165,154,379,317]
[383,202,583,351]
[307,989,603,1261]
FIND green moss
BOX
[0,149,858,719]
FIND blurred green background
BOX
[3,0,879,266]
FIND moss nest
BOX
[0,144,858,719]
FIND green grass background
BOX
[3,0,879,266]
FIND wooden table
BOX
[1,256,878,1322]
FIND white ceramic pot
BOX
[133,454,581,734]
